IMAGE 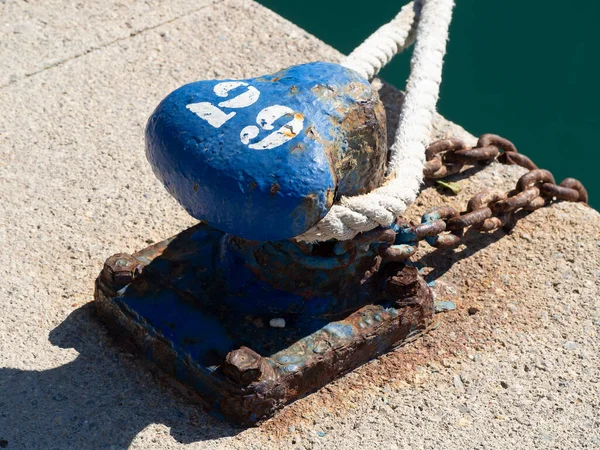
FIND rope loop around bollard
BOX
[298,0,456,242]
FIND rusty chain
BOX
[379,133,589,261]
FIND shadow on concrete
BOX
[0,222,527,450]
[0,304,240,450]
[418,227,508,283]
[417,209,535,283]
[0,81,530,447]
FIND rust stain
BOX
[291,143,305,154]
[281,126,297,138]
[326,188,335,209]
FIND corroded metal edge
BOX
[94,238,434,426]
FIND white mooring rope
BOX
[342,1,420,80]
[298,0,455,242]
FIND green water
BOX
[258,0,599,208]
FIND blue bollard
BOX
[146,62,387,241]
[96,62,434,426]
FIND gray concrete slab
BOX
[0,0,598,449]
[0,0,219,87]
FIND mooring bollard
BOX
[145,62,387,241]
[91,0,592,426]
[94,62,435,425]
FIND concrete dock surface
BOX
[1,0,599,448]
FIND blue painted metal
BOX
[128,223,398,319]
[421,208,445,247]
[94,223,435,425]
[145,62,386,241]
[96,62,436,426]
[393,221,418,244]
[434,300,457,313]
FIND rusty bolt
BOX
[385,266,420,299]
[101,253,141,291]
[222,346,268,385]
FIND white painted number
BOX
[186,102,235,129]
[186,82,304,150]
[214,81,260,108]
[240,105,304,150]
[186,81,259,128]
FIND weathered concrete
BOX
[0,0,598,448]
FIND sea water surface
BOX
[258,0,599,208]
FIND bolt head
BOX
[386,265,420,299]
[101,253,141,291]
[222,346,265,385]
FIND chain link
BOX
[378,133,589,260]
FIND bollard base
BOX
[94,224,434,425]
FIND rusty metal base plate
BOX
[94,224,434,425]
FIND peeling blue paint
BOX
[434,300,457,313]
[146,62,386,241]
[96,219,435,424]
[107,222,427,376]
[323,323,355,339]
